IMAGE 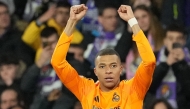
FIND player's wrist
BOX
[68,17,79,23]
[128,17,138,27]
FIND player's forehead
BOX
[95,55,120,65]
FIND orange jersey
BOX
[51,30,156,109]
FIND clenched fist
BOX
[118,5,135,22]
[70,4,88,21]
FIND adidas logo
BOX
[94,96,99,102]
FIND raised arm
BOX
[51,4,90,101]
[118,5,156,99]
[22,5,56,51]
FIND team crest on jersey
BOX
[112,92,120,102]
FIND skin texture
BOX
[0,90,18,109]
[94,55,123,91]
[0,5,10,29]
[38,5,70,27]
[164,31,185,65]
[54,7,70,27]
[134,9,150,31]
[36,33,58,68]
[0,64,18,86]
[62,4,141,92]
[154,102,167,109]
[98,8,118,32]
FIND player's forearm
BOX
[131,24,141,36]
[132,27,156,63]
[51,19,76,66]
[63,19,78,36]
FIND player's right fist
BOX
[70,4,88,21]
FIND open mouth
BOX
[105,77,114,82]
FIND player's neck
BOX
[100,80,120,92]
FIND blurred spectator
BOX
[0,0,15,15]
[24,0,53,22]
[149,98,173,109]
[38,89,61,109]
[148,23,190,109]
[72,101,82,109]
[133,5,164,52]
[0,0,27,19]
[21,27,62,109]
[125,5,164,80]
[82,3,132,69]
[0,1,35,67]
[80,0,99,32]
[22,1,84,62]
[68,44,97,81]
[21,27,89,109]
[0,53,25,94]
[129,0,161,19]
[0,88,25,109]
[160,0,185,28]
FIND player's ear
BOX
[120,65,123,75]
[94,68,98,76]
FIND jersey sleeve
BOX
[131,30,156,99]
[51,32,94,101]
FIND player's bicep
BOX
[53,60,93,100]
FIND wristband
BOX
[128,17,138,27]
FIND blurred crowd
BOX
[0,0,190,109]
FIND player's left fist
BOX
[118,5,134,22]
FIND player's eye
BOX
[111,65,117,68]
[99,66,104,68]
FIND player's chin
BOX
[104,82,117,89]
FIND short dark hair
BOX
[0,53,19,66]
[95,48,121,62]
[56,1,71,9]
[40,27,58,38]
[165,23,186,36]
[98,4,118,16]
[149,98,173,109]
[0,1,8,8]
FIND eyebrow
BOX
[98,62,117,65]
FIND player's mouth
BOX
[105,77,114,82]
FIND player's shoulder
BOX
[118,79,133,92]
[120,79,133,86]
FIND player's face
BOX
[94,55,123,91]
